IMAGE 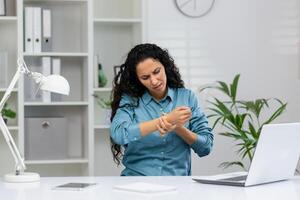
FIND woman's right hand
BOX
[166,106,192,126]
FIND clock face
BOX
[175,0,215,18]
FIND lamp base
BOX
[4,172,40,183]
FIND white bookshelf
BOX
[0,0,19,177]
[8,126,19,131]
[0,88,18,92]
[94,125,110,129]
[92,0,144,176]
[0,0,145,177]
[94,18,142,24]
[93,87,112,92]
[23,52,89,57]
[0,16,18,21]
[25,159,89,165]
[24,101,89,106]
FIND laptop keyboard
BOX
[220,175,247,181]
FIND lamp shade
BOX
[40,74,70,95]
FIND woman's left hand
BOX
[156,116,176,136]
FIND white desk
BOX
[1,176,300,200]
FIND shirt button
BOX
[161,151,164,155]
[134,137,137,140]
[158,167,162,170]
[163,139,166,142]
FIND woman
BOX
[110,43,213,176]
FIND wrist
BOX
[174,125,185,133]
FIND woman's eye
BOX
[141,76,149,80]
[153,69,160,74]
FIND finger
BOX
[176,106,190,111]
[170,124,177,130]
[159,117,168,130]
[179,108,191,114]
[156,124,167,135]
[179,115,191,123]
[161,116,173,129]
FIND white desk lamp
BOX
[0,58,70,183]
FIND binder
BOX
[51,58,62,101]
[33,7,42,53]
[42,57,51,103]
[0,0,6,16]
[42,9,52,52]
[24,7,34,53]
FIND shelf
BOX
[23,52,89,57]
[0,17,18,22]
[25,159,89,165]
[24,101,89,106]
[0,88,18,92]
[8,126,19,131]
[93,87,112,92]
[24,0,87,2]
[94,125,110,129]
[94,18,142,25]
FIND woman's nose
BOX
[150,77,158,85]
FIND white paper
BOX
[113,182,177,193]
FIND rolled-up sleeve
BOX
[188,91,214,157]
[110,96,142,145]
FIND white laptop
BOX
[193,123,300,187]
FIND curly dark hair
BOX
[110,43,184,165]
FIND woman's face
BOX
[136,58,167,100]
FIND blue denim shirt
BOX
[110,87,213,176]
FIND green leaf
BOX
[263,102,287,125]
[211,117,222,129]
[216,81,231,97]
[248,122,259,139]
[219,161,246,170]
[230,74,240,102]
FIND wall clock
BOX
[175,0,215,18]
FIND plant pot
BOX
[3,118,8,124]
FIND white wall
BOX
[145,0,300,175]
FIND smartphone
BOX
[53,183,97,191]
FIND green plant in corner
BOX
[201,74,287,170]
[1,103,16,123]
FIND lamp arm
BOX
[0,116,26,174]
[0,67,26,175]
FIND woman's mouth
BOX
[153,83,162,90]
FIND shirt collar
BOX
[142,87,175,105]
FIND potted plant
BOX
[1,103,16,124]
[93,94,112,124]
[201,74,287,170]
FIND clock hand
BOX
[180,0,192,8]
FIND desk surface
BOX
[1,176,300,200]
